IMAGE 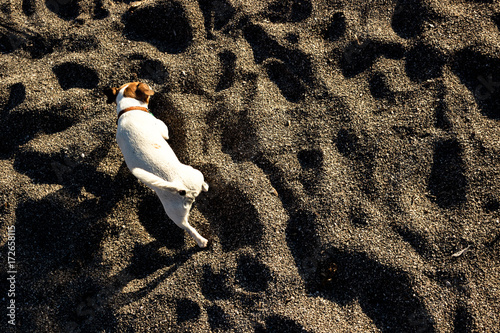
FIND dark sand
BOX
[1,0,500,332]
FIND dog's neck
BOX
[116,87,149,115]
[116,97,149,114]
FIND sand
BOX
[1,0,500,332]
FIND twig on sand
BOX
[451,245,471,258]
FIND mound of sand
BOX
[1,0,499,331]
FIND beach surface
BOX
[1,0,500,331]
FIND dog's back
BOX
[117,111,205,194]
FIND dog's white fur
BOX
[105,82,209,248]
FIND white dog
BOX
[104,82,209,248]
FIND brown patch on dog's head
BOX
[123,82,154,103]
[104,87,119,104]
[104,82,154,104]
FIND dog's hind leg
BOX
[132,168,184,193]
[180,216,209,248]
[172,213,208,248]
[158,197,209,248]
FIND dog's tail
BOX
[131,168,185,194]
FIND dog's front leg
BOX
[155,119,169,140]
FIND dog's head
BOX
[104,82,154,104]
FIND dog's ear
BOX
[103,87,118,104]
[136,83,154,102]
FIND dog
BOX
[104,82,209,248]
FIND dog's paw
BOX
[198,238,210,249]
